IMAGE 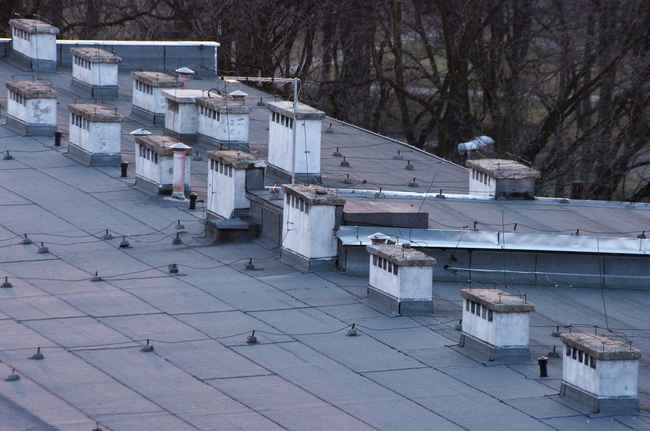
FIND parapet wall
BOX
[0,38,218,75]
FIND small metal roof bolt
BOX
[332,146,342,157]
[454,320,462,331]
[436,189,445,198]
[1,276,13,289]
[405,160,414,171]
[168,263,179,274]
[246,330,258,345]
[37,242,49,254]
[3,150,13,161]
[20,233,32,245]
[172,232,183,245]
[548,345,560,358]
[325,122,334,134]
[245,258,256,271]
[29,347,44,360]
[551,325,560,337]
[343,173,352,184]
[257,96,264,106]
[340,156,350,168]
[91,271,102,282]
[91,422,102,431]
[101,229,113,241]
[140,339,154,353]
[5,368,20,382]
[408,177,418,188]
[346,323,359,337]
[393,150,404,160]
[638,230,646,239]
[176,220,185,230]
[119,236,131,249]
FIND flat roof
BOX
[0,49,649,431]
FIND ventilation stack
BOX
[70,48,122,99]
[206,150,264,241]
[281,184,345,271]
[5,80,57,136]
[68,104,122,166]
[162,88,209,143]
[131,72,181,124]
[265,101,325,183]
[560,332,641,414]
[460,288,534,361]
[134,135,191,196]
[9,19,59,72]
[197,92,250,151]
[466,159,540,199]
[367,243,435,315]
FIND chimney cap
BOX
[283,184,345,206]
[135,135,191,156]
[6,80,56,99]
[175,66,196,75]
[561,332,641,361]
[9,19,59,35]
[132,71,180,88]
[367,243,435,266]
[69,104,122,122]
[466,158,540,180]
[265,101,325,120]
[461,288,535,313]
[208,150,258,169]
[71,47,122,64]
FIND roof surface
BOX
[0,54,649,431]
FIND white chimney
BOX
[265,101,325,183]
[5,80,57,136]
[560,332,641,414]
[131,71,181,125]
[197,93,250,150]
[68,104,122,166]
[281,184,345,271]
[460,288,534,361]
[207,150,262,221]
[162,88,208,143]
[367,243,435,315]
[466,159,540,199]
[9,19,59,72]
[70,48,122,99]
[134,135,191,196]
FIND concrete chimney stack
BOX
[70,48,122,99]
[460,288,535,361]
[134,135,191,196]
[367,243,435,315]
[197,93,250,151]
[281,184,344,271]
[466,159,540,199]
[265,101,325,183]
[68,104,122,166]
[560,332,641,414]
[5,80,57,136]
[9,19,59,72]
[131,71,181,125]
